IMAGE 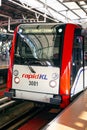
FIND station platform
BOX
[43,90,87,130]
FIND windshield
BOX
[14,23,64,67]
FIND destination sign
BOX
[23,29,56,34]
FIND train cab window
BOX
[14,24,64,67]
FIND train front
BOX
[5,23,65,105]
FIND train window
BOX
[71,35,83,84]
[14,24,64,67]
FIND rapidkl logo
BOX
[22,73,48,80]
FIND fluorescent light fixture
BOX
[63,0,87,2]
[73,9,86,18]
[64,2,80,9]
[0,0,1,6]
[79,1,85,5]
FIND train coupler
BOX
[50,95,61,105]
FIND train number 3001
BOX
[29,81,38,86]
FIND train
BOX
[4,23,87,108]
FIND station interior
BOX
[0,0,87,130]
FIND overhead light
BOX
[63,0,87,2]
[59,0,63,2]
[79,1,85,5]
[0,0,1,6]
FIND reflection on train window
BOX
[15,32,62,67]
[71,36,83,84]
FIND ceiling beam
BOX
[8,0,59,22]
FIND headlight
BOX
[14,77,20,84]
[49,80,56,88]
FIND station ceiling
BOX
[0,0,87,32]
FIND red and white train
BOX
[5,23,87,108]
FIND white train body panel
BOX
[84,66,87,88]
[14,90,54,103]
[71,67,87,97]
[12,65,60,101]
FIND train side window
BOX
[71,36,83,84]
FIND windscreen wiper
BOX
[28,65,36,73]
[24,59,36,73]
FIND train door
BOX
[71,29,84,96]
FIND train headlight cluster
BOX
[58,28,62,33]
[49,80,56,88]
[14,77,20,84]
